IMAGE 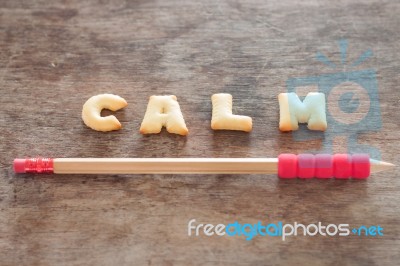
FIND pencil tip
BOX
[370,159,395,173]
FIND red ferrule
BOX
[13,158,54,174]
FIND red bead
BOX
[278,154,298,178]
[297,154,315,178]
[315,154,334,178]
[333,154,352,179]
[352,154,370,179]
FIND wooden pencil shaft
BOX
[54,158,279,174]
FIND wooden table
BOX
[1,0,399,265]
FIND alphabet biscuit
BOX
[82,94,127,132]
[278,92,327,131]
[211,93,252,132]
[140,95,189,135]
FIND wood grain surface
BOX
[0,0,399,265]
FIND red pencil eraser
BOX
[14,159,26,173]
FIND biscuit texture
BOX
[82,94,128,132]
[140,95,188,135]
[278,92,327,131]
[211,93,252,132]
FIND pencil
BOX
[13,154,395,179]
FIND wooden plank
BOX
[0,0,399,265]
